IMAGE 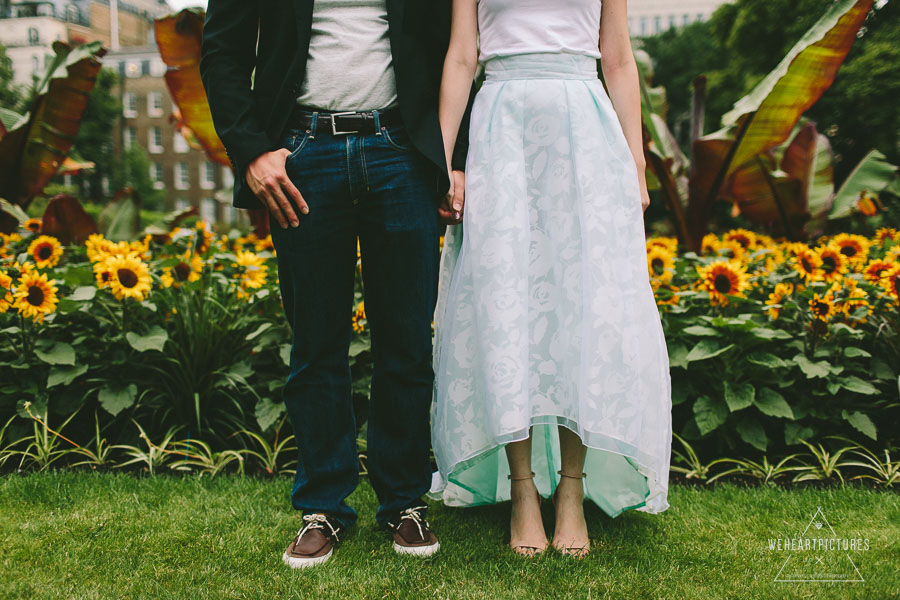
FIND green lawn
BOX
[0,473,897,600]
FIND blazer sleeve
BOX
[450,81,476,173]
[199,0,277,179]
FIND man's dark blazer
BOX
[200,0,471,210]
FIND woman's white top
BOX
[477,0,602,63]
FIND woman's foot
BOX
[509,476,549,557]
[552,473,590,558]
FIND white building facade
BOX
[628,0,733,37]
[0,13,67,85]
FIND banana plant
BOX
[642,0,875,249]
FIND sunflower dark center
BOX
[812,300,829,316]
[26,285,44,306]
[714,273,733,294]
[101,272,111,282]
[37,246,52,260]
[801,257,812,271]
[821,256,836,273]
[117,268,139,288]
[839,245,857,257]
[173,262,192,281]
[651,258,664,273]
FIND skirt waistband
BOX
[483,53,599,81]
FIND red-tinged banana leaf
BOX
[155,9,229,167]
[830,150,899,219]
[688,0,871,243]
[0,41,106,206]
[724,157,806,239]
[40,194,98,245]
[779,123,834,237]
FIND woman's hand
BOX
[439,170,465,225]
[637,168,651,213]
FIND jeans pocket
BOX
[380,126,412,152]
[285,130,312,163]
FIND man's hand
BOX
[439,170,465,225]
[245,149,309,228]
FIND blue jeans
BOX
[270,112,441,528]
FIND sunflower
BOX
[129,235,153,260]
[194,221,215,254]
[654,284,681,308]
[697,260,749,305]
[715,239,745,262]
[646,246,675,283]
[815,245,847,282]
[0,232,22,259]
[790,248,821,282]
[161,252,204,288]
[765,282,794,320]
[13,271,58,321]
[863,259,893,285]
[808,292,835,322]
[0,270,13,313]
[722,228,757,251]
[23,218,42,234]
[352,301,367,334]
[27,235,63,269]
[838,280,870,323]
[647,236,678,253]
[85,233,114,263]
[234,250,267,293]
[874,227,898,245]
[93,261,113,289]
[104,254,152,302]
[831,233,870,266]
[881,265,900,302]
[700,233,719,256]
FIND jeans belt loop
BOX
[309,112,318,139]
[373,109,382,135]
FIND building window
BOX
[150,162,164,190]
[123,92,137,118]
[174,132,189,153]
[697,13,704,22]
[31,55,40,72]
[175,198,191,212]
[148,127,163,153]
[683,13,690,25]
[200,198,216,224]
[148,92,163,117]
[175,162,190,190]
[654,16,661,33]
[200,162,216,189]
[668,15,676,29]
[221,166,234,188]
[28,27,39,45]
[141,60,151,76]
[640,16,647,36]
[124,127,137,149]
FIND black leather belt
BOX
[287,106,403,135]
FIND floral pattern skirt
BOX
[429,53,672,517]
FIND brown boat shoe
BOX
[387,505,440,557]
[282,513,344,569]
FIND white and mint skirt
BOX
[430,53,672,517]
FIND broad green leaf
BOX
[746,352,786,369]
[98,188,141,241]
[724,381,754,412]
[754,388,794,419]
[752,327,792,340]
[693,396,727,436]
[667,344,690,369]
[686,340,734,362]
[830,149,898,219]
[793,354,830,379]
[126,326,168,353]
[736,418,767,451]
[255,397,285,432]
[280,343,291,367]
[154,10,230,166]
[0,41,106,205]
[840,376,878,396]
[843,347,871,358]
[68,286,96,301]
[47,364,88,388]
[785,422,815,446]
[842,410,876,440]
[34,342,75,366]
[682,325,719,337]
[349,338,370,358]
[99,383,137,417]
[246,323,272,341]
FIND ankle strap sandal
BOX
[557,470,587,480]
[508,471,536,481]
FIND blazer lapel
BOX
[386,0,405,33]
[295,0,314,39]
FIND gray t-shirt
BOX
[296,0,399,111]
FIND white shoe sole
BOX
[393,540,440,557]
[282,548,333,569]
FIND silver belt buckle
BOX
[330,112,360,136]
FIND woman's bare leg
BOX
[553,426,590,556]
[505,435,548,555]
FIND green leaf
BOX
[840,375,878,395]
[736,418,768,451]
[246,323,272,341]
[754,388,794,419]
[793,354,830,379]
[843,347,871,358]
[125,326,168,353]
[254,397,285,432]
[752,327,792,340]
[279,343,291,367]
[47,364,88,388]
[98,188,141,241]
[686,340,735,362]
[668,344,689,369]
[34,342,75,366]
[785,422,815,446]
[682,325,719,337]
[842,410,876,441]
[68,286,96,301]
[693,396,728,436]
[724,381,754,412]
[349,338,370,358]
[746,352,786,369]
[98,383,137,417]
[830,149,898,219]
